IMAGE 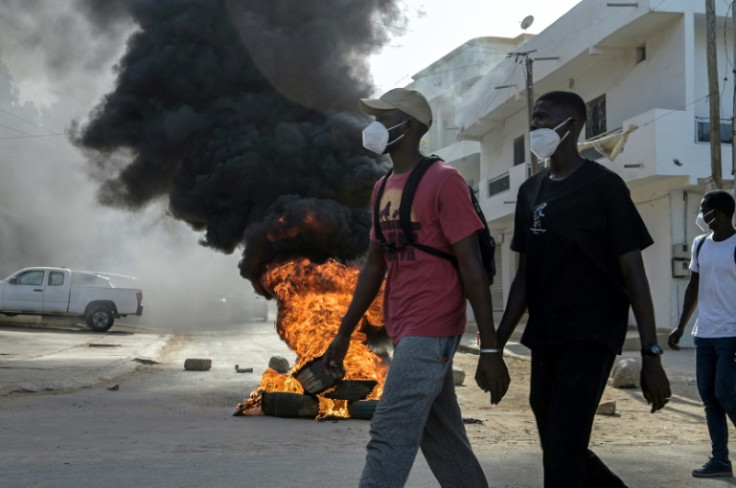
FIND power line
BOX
[0,109,75,146]
[634,93,710,130]
[0,108,58,136]
[475,62,521,122]
[412,62,485,80]
[370,20,413,33]
[0,132,74,141]
[464,42,520,56]
[0,120,73,147]
[0,121,34,136]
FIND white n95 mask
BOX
[529,117,572,160]
[362,120,407,154]
[695,209,716,232]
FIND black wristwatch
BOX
[641,344,664,357]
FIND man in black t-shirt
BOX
[496,91,671,488]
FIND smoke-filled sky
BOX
[0,0,577,325]
[0,0,404,325]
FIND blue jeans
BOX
[695,336,736,463]
[360,335,488,488]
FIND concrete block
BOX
[268,356,290,373]
[611,357,641,388]
[453,366,466,386]
[596,401,617,416]
[184,358,212,371]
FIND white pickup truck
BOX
[0,267,143,332]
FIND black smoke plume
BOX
[74,0,403,291]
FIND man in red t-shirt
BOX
[324,88,509,488]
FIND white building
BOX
[407,34,532,308]
[456,0,735,346]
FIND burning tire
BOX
[293,357,338,395]
[348,400,379,420]
[324,380,377,401]
[261,392,319,418]
[86,305,115,332]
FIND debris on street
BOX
[184,358,211,371]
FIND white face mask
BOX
[695,209,716,232]
[362,120,407,154]
[529,117,572,160]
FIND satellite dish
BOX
[520,15,534,30]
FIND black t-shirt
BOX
[510,160,653,354]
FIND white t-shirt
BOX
[690,232,736,338]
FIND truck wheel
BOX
[86,306,114,332]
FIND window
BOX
[696,118,733,144]
[586,95,607,139]
[635,45,646,64]
[487,173,510,197]
[513,135,525,166]
[48,272,65,286]
[15,271,44,286]
[579,147,604,161]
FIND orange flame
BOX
[317,397,350,419]
[235,258,387,418]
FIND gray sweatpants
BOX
[359,335,488,488]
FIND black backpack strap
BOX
[398,157,439,244]
[397,156,458,264]
[376,155,466,266]
[695,232,711,267]
[373,169,393,249]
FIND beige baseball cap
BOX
[359,88,432,128]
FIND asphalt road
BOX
[0,316,734,488]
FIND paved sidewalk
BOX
[0,322,170,396]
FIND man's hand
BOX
[667,328,684,351]
[640,356,671,413]
[323,333,349,380]
[475,353,511,405]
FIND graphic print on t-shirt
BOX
[377,187,419,261]
[531,201,547,234]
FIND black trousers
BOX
[530,341,627,488]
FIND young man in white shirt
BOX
[670,190,736,478]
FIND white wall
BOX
[610,16,687,127]
[667,189,706,347]
[631,192,672,332]
[693,19,736,119]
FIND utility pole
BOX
[706,0,723,189]
[511,50,558,176]
[510,50,539,176]
[525,54,538,175]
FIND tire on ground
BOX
[348,399,379,420]
[261,392,319,418]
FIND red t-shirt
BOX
[370,160,483,343]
